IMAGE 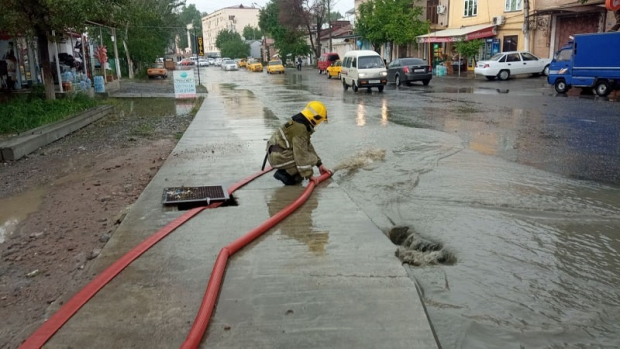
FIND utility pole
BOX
[194,26,201,85]
[328,0,332,51]
[524,0,530,52]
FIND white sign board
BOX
[173,70,196,99]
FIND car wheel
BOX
[594,80,611,97]
[554,79,570,94]
[498,70,510,81]
[327,73,331,79]
[378,86,384,92]
[543,65,550,76]
[352,80,358,92]
[395,74,401,86]
[422,79,430,86]
[337,73,341,80]
[485,76,496,81]
[342,79,349,91]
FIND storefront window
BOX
[464,0,478,17]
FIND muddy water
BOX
[207,69,620,348]
[0,187,47,244]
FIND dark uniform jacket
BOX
[266,114,321,178]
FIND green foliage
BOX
[326,11,343,24]
[259,1,310,59]
[215,30,249,58]
[243,25,263,40]
[454,39,484,60]
[178,4,205,50]
[355,0,429,50]
[0,94,98,134]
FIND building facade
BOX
[530,0,612,59]
[201,4,260,54]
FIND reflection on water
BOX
[381,99,389,126]
[356,102,366,126]
[111,98,198,117]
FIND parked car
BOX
[474,51,551,81]
[238,59,247,68]
[207,58,215,65]
[387,58,432,86]
[318,52,340,74]
[221,59,239,71]
[326,60,342,79]
[147,63,167,79]
[341,50,387,92]
[198,59,209,67]
[247,59,263,72]
[214,58,222,66]
[220,57,232,67]
[180,59,194,66]
[266,59,285,74]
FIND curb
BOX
[0,105,115,161]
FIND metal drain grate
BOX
[162,185,229,205]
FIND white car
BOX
[221,59,238,71]
[474,51,551,81]
[198,59,209,67]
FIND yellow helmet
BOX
[300,101,328,126]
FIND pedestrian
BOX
[297,56,302,71]
[264,101,331,185]
[609,10,620,32]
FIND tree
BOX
[177,4,204,51]
[278,0,327,62]
[215,30,249,58]
[355,0,428,58]
[454,39,483,77]
[243,25,262,40]
[259,0,310,61]
[0,0,126,99]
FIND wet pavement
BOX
[190,67,620,348]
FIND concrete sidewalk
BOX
[43,90,439,348]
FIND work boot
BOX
[274,170,301,185]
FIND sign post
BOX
[173,70,196,99]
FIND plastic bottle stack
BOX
[94,76,105,93]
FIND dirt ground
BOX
[0,92,202,348]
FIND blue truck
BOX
[548,32,620,97]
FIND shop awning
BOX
[531,0,606,17]
[416,24,497,44]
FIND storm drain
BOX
[162,185,229,206]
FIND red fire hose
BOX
[19,168,332,349]
[180,171,332,349]
[19,168,273,349]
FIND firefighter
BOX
[265,101,332,185]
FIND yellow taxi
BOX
[326,60,342,79]
[238,59,247,68]
[247,59,263,72]
[266,59,285,74]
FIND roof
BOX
[416,24,496,43]
[319,26,353,41]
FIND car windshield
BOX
[401,58,426,66]
[269,60,282,65]
[358,56,385,69]
[224,60,235,64]
[151,63,163,68]
[489,53,505,61]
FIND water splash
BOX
[333,148,386,172]
[388,226,456,266]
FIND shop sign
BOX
[173,70,196,99]
[466,27,497,41]
[197,36,204,56]
[418,36,463,44]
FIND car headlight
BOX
[380,71,387,77]
[558,68,567,74]
[359,73,366,78]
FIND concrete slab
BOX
[42,92,439,348]
[0,105,114,161]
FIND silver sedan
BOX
[221,60,239,71]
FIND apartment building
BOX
[201,4,260,54]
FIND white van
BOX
[341,50,388,92]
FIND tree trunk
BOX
[123,24,134,79]
[35,29,56,100]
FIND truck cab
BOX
[548,32,620,97]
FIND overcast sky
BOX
[187,0,354,18]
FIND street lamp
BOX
[186,23,201,85]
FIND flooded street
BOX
[202,67,620,348]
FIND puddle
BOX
[0,187,47,243]
[427,87,510,94]
[110,98,197,118]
